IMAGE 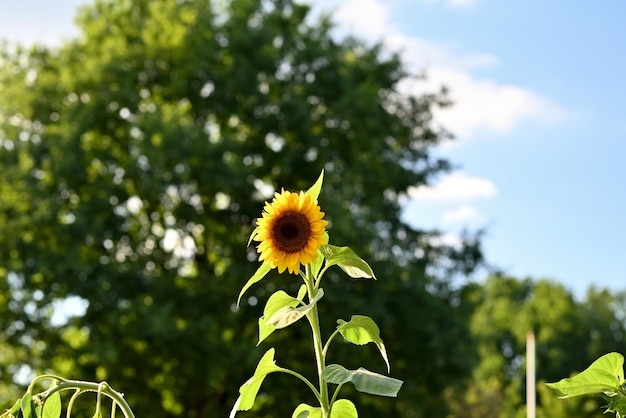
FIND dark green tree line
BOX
[0,0,483,416]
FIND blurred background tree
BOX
[446,276,626,418]
[0,0,483,416]
[1,0,624,417]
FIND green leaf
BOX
[20,393,34,418]
[8,397,21,413]
[234,348,284,411]
[297,284,307,300]
[292,400,357,418]
[337,315,390,372]
[310,249,325,281]
[292,404,322,418]
[237,261,272,307]
[258,290,302,344]
[304,170,324,202]
[41,391,61,418]
[330,399,358,418]
[267,289,324,329]
[546,352,625,398]
[319,245,375,279]
[322,364,403,397]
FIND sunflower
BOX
[251,189,328,274]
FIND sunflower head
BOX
[251,189,328,274]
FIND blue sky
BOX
[1,0,625,299]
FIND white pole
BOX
[527,331,536,418]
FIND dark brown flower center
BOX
[272,211,311,253]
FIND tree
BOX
[0,0,483,416]
[447,276,626,418]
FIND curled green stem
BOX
[25,375,135,418]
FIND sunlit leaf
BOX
[292,403,322,418]
[267,289,324,329]
[237,262,272,307]
[42,391,61,418]
[337,315,390,372]
[234,348,284,411]
[292,400,357,418]
[20,393,34,418]
[546,352,624,398]
[258,290,301,344]
[330,399,358,418]
[304,170,324,202]
[297,284,307,300]
[310,249,325,280]
[322,364,402,397]
[319,245,375,279]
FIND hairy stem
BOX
[305,265,330,417]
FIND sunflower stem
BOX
[304,264,330,417]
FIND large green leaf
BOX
[267,289,324,329]
[258,290,302,344]
[337,315,390,372]
[547,352,625,398]
[322,364,403,397]
[237,261,272,307]
[319,245,375,279]
[232,348,284,412]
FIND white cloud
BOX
[442,205,479,224]
[385,32,499,72]
[408,171,496,202]
[412,67,567,139]
[333,0,393,41]
[319,0,566,141]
